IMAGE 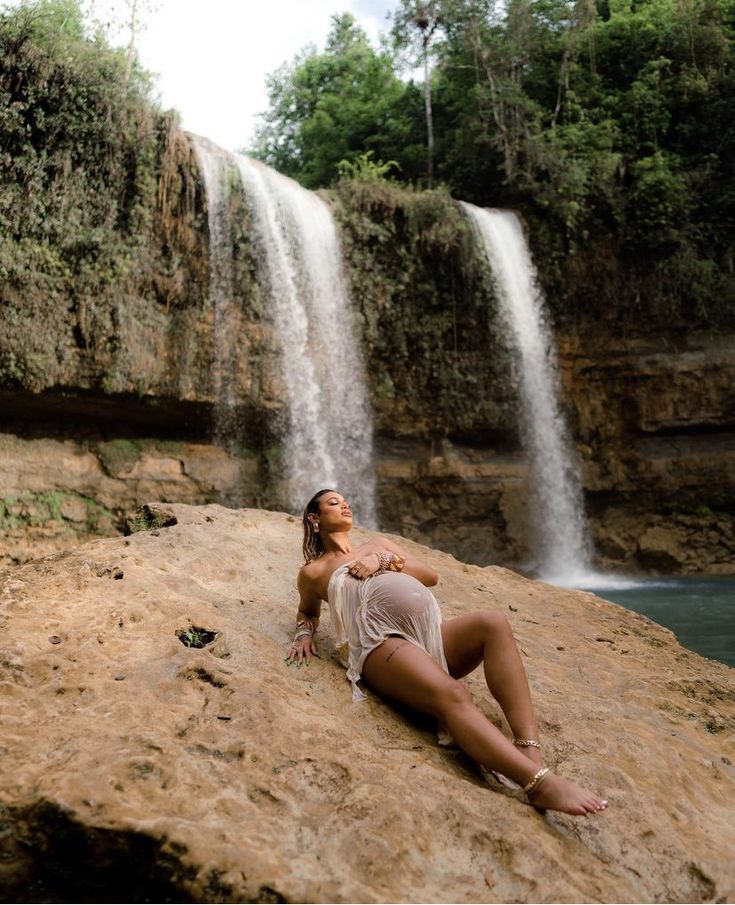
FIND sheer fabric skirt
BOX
[327,565,450,703]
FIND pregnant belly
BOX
[363,572,435,626]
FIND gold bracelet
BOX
[513,738,541,749]
[522,767,550,795]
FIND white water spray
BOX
[191,135,241,448]
[234,156,377,526]
[193,136,377,524]
[461,204,592,583]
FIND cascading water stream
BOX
[192,133,376,526]
[236,156,376,527]
[190,135,241,449]
[461,203,592,584]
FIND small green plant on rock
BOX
[124,504,177,535]
[176,626,217,648]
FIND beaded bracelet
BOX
[293,620,315,642]
[513,738,541,749]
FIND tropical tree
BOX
[251,14,420,188]
[252,0,735,321]
[391,0,443,187]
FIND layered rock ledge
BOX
[1,504,733,903]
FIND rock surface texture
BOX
[1,504,733,903]
[0,433,260,567]
[560,331,735,575]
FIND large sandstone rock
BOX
[637,525,688,571]
[1,504,733,903]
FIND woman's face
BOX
[315,491,353,531]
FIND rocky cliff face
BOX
[1,123,733,574]
[1,504,733,903]
[562,331,735,573]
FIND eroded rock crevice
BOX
[0,801,199,904]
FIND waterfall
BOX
[190,135,242,449]
[236,157,376,527]
[461,204,592,583]
[192,134,377,526]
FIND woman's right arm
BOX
[285,566,323,666]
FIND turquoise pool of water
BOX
[583,576,735,667]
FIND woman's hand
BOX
[377,537,438,587]
[348,553,381,580]
[285,632,319,666]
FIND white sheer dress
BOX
[327,563,451,711]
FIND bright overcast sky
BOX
[91,0,399,152]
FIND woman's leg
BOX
[361,637,606,815]
[441,611,540,762]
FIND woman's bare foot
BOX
[527,772,608,816]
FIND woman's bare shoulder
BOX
[298,557,331,584]
[299,559,319,578]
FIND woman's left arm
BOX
[347,536,439,586]
[379,536,439,587]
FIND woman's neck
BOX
[323,531,352,556]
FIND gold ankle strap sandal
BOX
[522,767,550,796]
[513,738,541,749]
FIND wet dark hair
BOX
[302,488,338,563]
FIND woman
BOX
[286,488,608,816]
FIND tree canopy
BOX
[251,13,428,188]
[252,0,735,322]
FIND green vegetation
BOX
[0,491,113,531]
[0,0,208,394]
[337,151,401,182]
[332,178,515,433]
[124,504,178,534]
[251,13,427,188]
[0,0,160,285]
[253,0,735,329]
[176,626,217,648]
[2,0,733,397]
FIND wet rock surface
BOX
[0,504,733,903]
